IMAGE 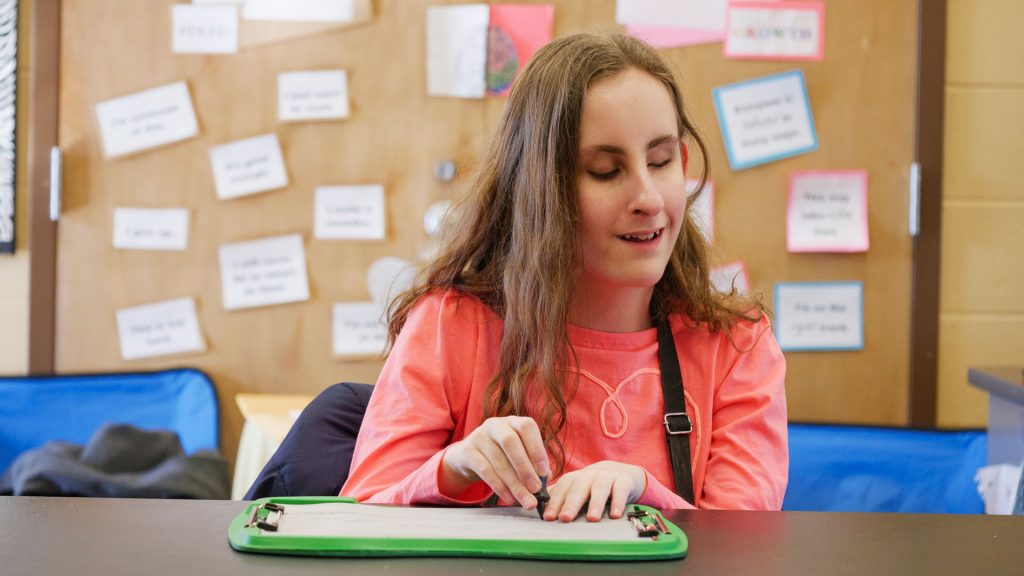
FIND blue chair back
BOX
[785,423,986,513]
[0,369,219,473]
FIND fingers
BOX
[476,438,537,508]
[488,417,545,494]
[542,462,644,522]
[508,417,551,478]
[450,416,548,507]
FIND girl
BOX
[341,32,788,521]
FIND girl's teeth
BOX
[623,232,657,241]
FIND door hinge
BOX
[49,146,61,222]
[908,162,921,238]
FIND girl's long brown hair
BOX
[387,32,764,473]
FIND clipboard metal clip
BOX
[627,506,668,539]
[246,502,285,532]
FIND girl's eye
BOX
[589,169,619,181]
[649,158,672,169]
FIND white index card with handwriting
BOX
[426,4,489,98]
[116,297,206,361]
[242,0,355,22]
[616,0,730,31]
[774,282,863,351]
[332,302,387,357]
[218,234,310,310]
[278,70,350,122]
[113,207,189,251]
[209,133,289,200]
[95,81,198,159]
[172,4,239,54]
[712,70,818,170]
[314,185,386,240]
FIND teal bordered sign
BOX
[228,497,687,562]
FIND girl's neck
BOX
[568,283,655,333]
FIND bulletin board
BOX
[49,0,920,468]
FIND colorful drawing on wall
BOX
[0,0,16,254]
[486,4,554,97]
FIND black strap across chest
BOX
[656,317,695,504]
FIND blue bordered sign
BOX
[773,281,863,351]
[712,70,818,171]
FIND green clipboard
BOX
[228,497,687,561]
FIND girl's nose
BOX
[629,171,665,215]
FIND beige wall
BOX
[0,1,31,375]
[938,0,1024,427]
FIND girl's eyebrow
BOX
[580,135,678,156]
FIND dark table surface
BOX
[2,496,1023,576]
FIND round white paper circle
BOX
[423,201,453,237]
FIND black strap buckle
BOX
[663,412,692,435]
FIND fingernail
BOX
[527,479,541,492]
[522,494,537,509]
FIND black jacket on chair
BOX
[244,382,374,500]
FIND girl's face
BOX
[574,69,687,303]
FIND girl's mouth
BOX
[619,228,663,242]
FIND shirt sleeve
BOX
[699,315,789,510]
[340,292,492,505]
[638,470,697,510]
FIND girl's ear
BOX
[680,141,690,176]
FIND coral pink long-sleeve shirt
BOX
[342,290,788,510]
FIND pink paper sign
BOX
[787,170,869,253]
[626,24,723,49]
[724,1,825,62]
[487,4,554,97]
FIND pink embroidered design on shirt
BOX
[570,367,661,438]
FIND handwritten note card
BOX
[774,282,863,351]
[242,0,355,22]
[172,4,239,54]
[725,2,825,61]
[208,133,289,200]
[710,260,751,295]
[218,234,310,310]
[314,185,386,240]
[687,179,715,244]
[712,70,818,170]
[116,297,206,361]
[332,302,387,357]
[787,170,869,253]
[278,70,350,122]
[95,81,198,159]
[113,208,189,251]
[427,4,489,98]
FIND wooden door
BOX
[53,0,921,471]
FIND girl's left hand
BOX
[543,461,647,522]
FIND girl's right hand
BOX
[439,416,551,508]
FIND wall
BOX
[0,0,31,375]
[938,0,1024,427]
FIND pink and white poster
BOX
[724,1,825,61]
[487,4,554,97]
[787,170,869,253]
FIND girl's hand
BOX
[543,461,647,522]
[440,416,551,508]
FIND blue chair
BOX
[785,423,987,513]
[0,368,219,474]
